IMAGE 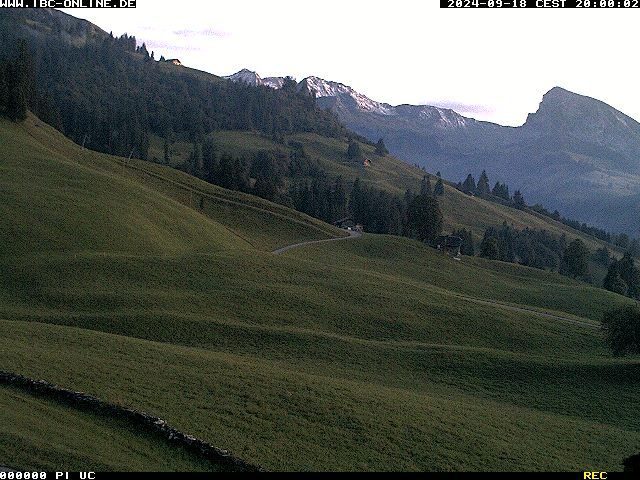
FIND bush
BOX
[601,305,640,357]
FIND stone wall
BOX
[0,371,262,472]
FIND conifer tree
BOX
[454,229,475,256]
[603,265,628,296]
[347,139,362,160]
[188,142,202,177]
[480,237,500,260]
[513,190,526,209]
[163,137,171,164]
[560,239,589,279]
[333,176,348,220]
[349,178,365,222]
[420,175,432,197]
[0,63,7,113]
[201,137,217,181]
[375,138,388,156]
[462,174,476,194]
[477,170,490,196]
[408,195,443,244]
[601,305,640,356]
[4,43,30,122]
[434,177,445,196]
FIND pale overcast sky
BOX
[61,1,640,126]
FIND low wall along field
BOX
[0,371,262,472]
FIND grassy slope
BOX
[6,116,343,253]
[0,385,218,472]
[1,116,638,471]
[155,130,622,256]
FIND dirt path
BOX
[272,231,599,329]
[272,230,361,255]
[448,292,600,329]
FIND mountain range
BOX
[3,5,639,236]
[228,69,640,235]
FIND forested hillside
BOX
[0,8,348,160]
[0,7,634,293]
[0,115,638,471]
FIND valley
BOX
[0,115,637,471]
[0,6,639,473]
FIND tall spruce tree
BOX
[201,137,217,181]
[480,237,500,260]
[0,62,7,113]
[462,174,476,194]
[616,253,640,298]
[4,44,30,122]
[477,170,490,196]
[603,264,629,296]
[333,176,348,220]
[408,194,443,244]
[375,138,388,156]
[347,139,363,160]
[453,229,475,256]
[420,175,432,197]
[601,305,640,356]
[434,177,445,196]
[163,137,171,165]
[513,190,526,209]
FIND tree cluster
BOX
[601,305,640,357]
[170,135,444,242]
[375,138,388,156]
[603,253,640,299]
[453,229,475,256]
[529,203,615,245]
[479,223,585,274]
[458,171,520,206]
[461,170,623,251]
[420,174,444,198]
[293,177,443,242]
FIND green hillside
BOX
[0,385,218,472]
[1,116,638,471]
[150,130,622,255]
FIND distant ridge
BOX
[227,67,640,234]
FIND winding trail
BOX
[272,230,599,330]
[447,292,600,330]
[272,229,362,255]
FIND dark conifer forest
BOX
[0,9,348,161]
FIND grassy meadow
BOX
[0,116,638,471]
[0,385,218,472]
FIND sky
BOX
[61,1,640,126]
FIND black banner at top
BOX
[0,0,136,7]
[441,0,640,7]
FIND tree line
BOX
[169,135,445,243]
[477,223,588,276]
[458,170,623,248]
[0,41,30,122]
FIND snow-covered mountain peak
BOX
[300,76,395,116]
[225,69,472,130]
[224,69,288,89]
[224,69,262,86]
[263,77,286,89]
